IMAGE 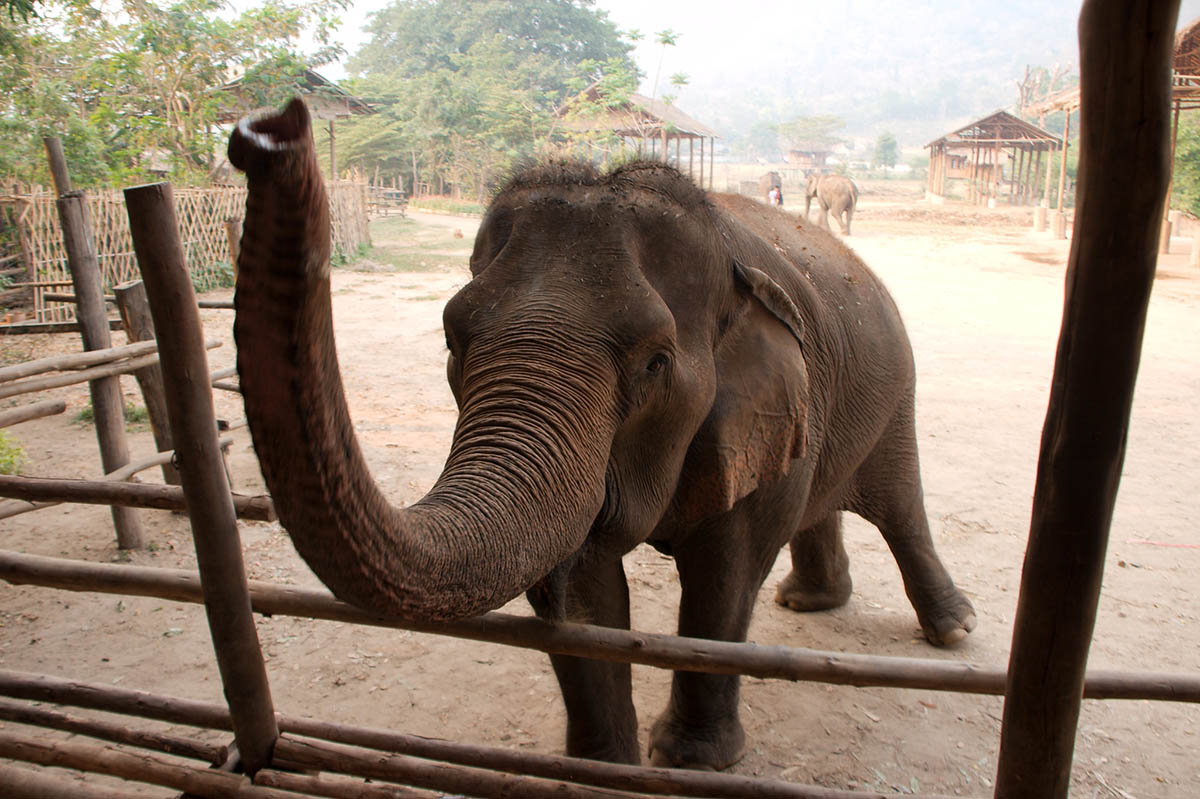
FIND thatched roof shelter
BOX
[925,110,1061,206]
[219,68,374,179]
[560,88,720,188]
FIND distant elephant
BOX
[229,100,975,772]
[758,170,782,203]
[805,173,858,234]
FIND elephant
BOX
[805,173,858,235]
[758,170,782,203]
[228,99,976,772]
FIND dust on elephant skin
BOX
[231,111,973,773]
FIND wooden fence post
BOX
[56,192,144,550]
[994,1,1180,797]
[123,182,278,775]
[113,280,180,485]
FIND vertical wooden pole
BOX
[113,280,180,486]
[689,137,694,181]
[993,142,1001,206]
[1160,101,1181,254]
[1044,140,1057,206]
[224,218,241,280]
[57,193,144,550]
[994,2,1179,797]
[42,138,73,197]
[700,136,710,189]
[123,182,278,774]
[1057,111,1072,214]
[699,137,705,189]
[328,120,336,181]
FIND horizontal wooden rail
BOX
[0,398,65,428]
[0,696,226,764]
[0,434,235,521]
[1,550,1196,703]
[0,761,136,799]
[0,475,275,521]
[0,670,963,799]
[0,729,297,799]
[0,339,222,400]
[0,319,124,335]
[0,338,170,383]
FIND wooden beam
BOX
[0,729,296,799]
[0,474,276,521]
[2,552,1197,705]
[0,434,236,521]
[57,191,143,550]
[994,1,1180,797]
[0,399,65,428]
[114,280,180,485]
[124,181,279,775]
[0,669,963,799]
[0,320,123,335]
[0,697,226,764]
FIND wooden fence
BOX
[1,181,369,322]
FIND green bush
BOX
[0,431,25,474]
[409,196,486,216]
[73,402,150,429]
[191,262,236,294]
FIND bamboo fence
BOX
[0,181,369,322]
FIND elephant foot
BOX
[647,713,745,771]
[914,585,977,647]
[774,568,852,612]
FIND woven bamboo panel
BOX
[2,183,371,322]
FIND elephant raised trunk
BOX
[227,99,609,621]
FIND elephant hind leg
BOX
[849,399,976,646]
[841,204,854,235]
[774,512,853,612]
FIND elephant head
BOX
[228,99,809,623]
[804,173,820,218]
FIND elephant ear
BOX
[672,261,808,525]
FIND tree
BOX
[0,0,344,187]
[338,0,637,199]
[774,115,845,150]
[873,131,898,172]
[1171,112,1200,217]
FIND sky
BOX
[315,0,1200,145]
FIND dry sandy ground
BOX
[0,196,1197,797]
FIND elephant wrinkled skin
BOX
[805,172,859,235]
[230,99,975,773]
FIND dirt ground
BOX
[1,187,1198,797]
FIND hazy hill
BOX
[631,0,1200,150]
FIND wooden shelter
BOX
[925,110,1061,205]
[560,89,720,188]
[1025,14,1200,245]
[219,68,374,179]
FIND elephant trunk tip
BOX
[228,97,311,172]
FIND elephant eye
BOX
[645,353,669,375]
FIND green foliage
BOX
[73,401,149,429]
[409,196,487,216]
[335,0,637,200]
[873,132,899,171]
[0,430,24,474]
[775,116,846,149]
[1,0,346,188]
[191,262,236,293]
[1172,113,1200,217]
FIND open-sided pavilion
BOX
[925,110,1061,206]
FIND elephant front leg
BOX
[649,528,776,770]
[529,555,640,764]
